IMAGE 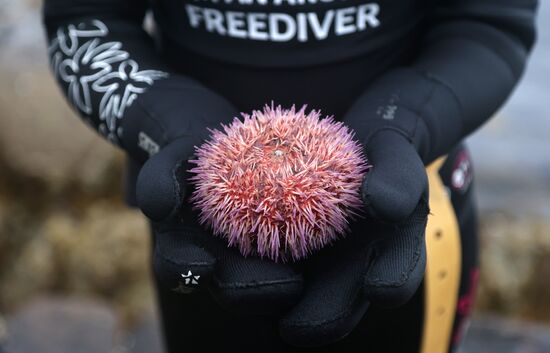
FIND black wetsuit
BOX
[42,0,537,351]
[144,145,480,353]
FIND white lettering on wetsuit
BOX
[185,2,380,42]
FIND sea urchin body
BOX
[188,105,370,262]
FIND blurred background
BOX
[0,0,548,352]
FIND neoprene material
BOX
[41,0,537,350]
[279,130,429,347]
[43,0,241,163]
[149,144,479,353]
[42,0,538,165]
[137,138,303,315]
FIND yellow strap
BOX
[420,158,462,353]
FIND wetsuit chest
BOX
[151,0,432,116]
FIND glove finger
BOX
[362,130,427,223]
[153,224,217,295]
[279,237,371,347]
[205,236,303,315]
[136,137,197,223]
[363,198,429,307]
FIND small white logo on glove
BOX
[182,270,201,285]
[172,271,201,294]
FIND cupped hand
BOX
[136,100,303,316]
[279,130,429,346]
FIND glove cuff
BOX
[343,68,465,164]
[121,75,239,163]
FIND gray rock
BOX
[4,297,117,353]
[461,316,550,353]
[125,314,164,353]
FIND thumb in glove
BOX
[137,136,303,315]
[279,130,429,347]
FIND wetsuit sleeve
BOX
[43,0,236,162]
[344,0,538,164]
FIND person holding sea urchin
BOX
[42,0,537,352]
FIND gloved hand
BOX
[279,130,429,346]
[136,98,303,315]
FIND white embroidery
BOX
[48,20,109,58]
[93,60,168,135]
[48,20,168,144]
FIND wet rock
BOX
[44,204,152,325]
[0,204,153,326]
[462,316,550,353]
[0,313,7,346]
[4,297,117,353]
[0,233,55,310]
[476,212,550,321]
[125,314,164,353]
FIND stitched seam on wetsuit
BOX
[170,158,189,218]
[156,251,213,267]
[213,275,302,289]
[283,290,363,326]
[364,200,429,287]
[364,232,423,287]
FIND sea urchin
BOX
[188,105,370,262]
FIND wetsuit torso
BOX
[42,0,537,351]
[154,0,427,116]
[43,0,536,163]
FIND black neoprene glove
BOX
[136,119,303,315]
[279,129,429,346]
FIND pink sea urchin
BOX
[188,105,370,262]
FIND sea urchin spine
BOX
[188,105,370,262]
